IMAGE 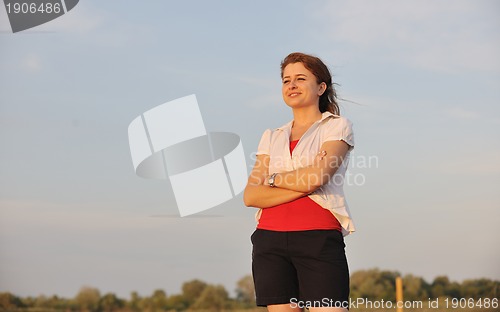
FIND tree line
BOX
[1,269,498,311]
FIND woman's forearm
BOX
[272,140,350,193]
[243,184,308,208]
[272,166,326,193]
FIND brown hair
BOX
[280,52,340,115]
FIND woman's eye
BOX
[298,77,305,81]
[283,80,290,84]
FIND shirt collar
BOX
[275,111,338,131]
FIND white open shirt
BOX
[255,111,356,236]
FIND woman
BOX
[244,52,355,312]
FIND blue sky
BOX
[1,0,499,298]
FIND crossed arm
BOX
[243,140,350,209]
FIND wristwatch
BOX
[268,173,278,187]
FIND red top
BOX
[257,140,342,232]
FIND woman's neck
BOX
[291,106,322,128]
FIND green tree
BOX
[431,275,450,298]
[128,291,141,312]
[446,281,462,298]
[402,274,430,300]
[461,278,499,299]
[99,292,124,312]
[235,275,255,307]
[350,268,399,301]
[150,289,168,311]
[191,285,229,311]
[181,279,207,307]
[20,296,36,309]
[0,292,24,309]
[138,296,154,312]
[75,286,101,312]
[33,294,49,308]
[165,294,189,311]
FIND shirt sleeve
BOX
[323,117,354,151]
[256,129,272,155]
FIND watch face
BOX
[269,173,275,187]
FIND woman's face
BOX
[282,62,325,110]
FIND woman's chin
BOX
[284,100,315,110]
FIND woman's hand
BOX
[243,154,308,208]
[316,150,327,161]
[271,140,350,193]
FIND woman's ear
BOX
[318,82,327,96]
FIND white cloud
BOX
[316,0,500,73]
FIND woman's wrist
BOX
[268,173,278,187]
